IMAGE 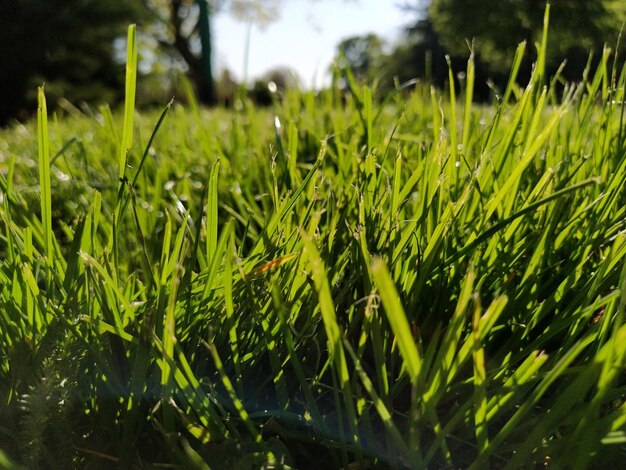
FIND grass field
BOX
[2,14,626,469]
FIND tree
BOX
[329,17,452,99]
[143,0,284,105]
[335,34,385,82]
[428,0,626,82]
[0,0,143,125]
[248,66,300,105]
[369,0,626,101]
[378,16,451,94]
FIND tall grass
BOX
[1,8,626,468]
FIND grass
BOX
[2,8,626,468]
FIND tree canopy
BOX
[428,0,626,84]
[335,34,385,82]
[349,0,626,101]
[0,0,143,125]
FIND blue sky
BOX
[212,0,411,88]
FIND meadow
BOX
[1,15,626,469]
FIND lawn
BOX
[1,19,626,469]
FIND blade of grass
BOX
[37,87,53,271]
[301,229,359,453]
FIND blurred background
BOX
[1,0,625,125]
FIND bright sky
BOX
[212,0,410,88]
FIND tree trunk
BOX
[195,0,216,105]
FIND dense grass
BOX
[2,13,626,469]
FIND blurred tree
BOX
[262,66,300,91]
[143,0,284,105]
[428,0,626,81]
[0,0,288,123]
[336,34,385,82]
[330,18,452,98]
[0,0,143,125]
[377,17,450,93]
[248,66,300,105]
[369,0,625,101]
[215,68,239,106]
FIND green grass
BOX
[2,11,626,468]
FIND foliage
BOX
[0,0,287,123]
[428,0,626,82]
[335,34,385,82]
[0,0,143,125]
[248,67,301,105]
[2,15,626,468]
[373,18,454,98]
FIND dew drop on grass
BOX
[55,170,70,182]
[140,201,154,212]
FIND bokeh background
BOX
[1,0,625,125]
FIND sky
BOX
[212,0,411,88]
